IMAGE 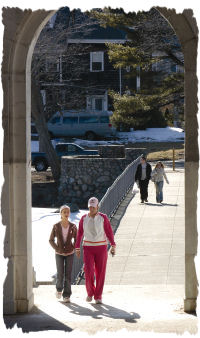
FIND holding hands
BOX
[75,249,81,258]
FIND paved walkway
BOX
[3,167,198,335]
[105,166,184,286]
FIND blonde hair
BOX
[155,161,164,169]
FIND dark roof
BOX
[77,24,126,40]
[54,7,127,41]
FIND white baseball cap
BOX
[88,197,99,208]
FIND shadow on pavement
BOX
[111,190,135,234]
[145,202,178,207]
[3,306,72,333]
[61,301,140,323]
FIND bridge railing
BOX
[99,155,141,217]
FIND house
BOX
[33,8,128,120]
[32,7,184,127]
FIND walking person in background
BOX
[49,205,77,303]
[135,156,152,203]
[75,197,116,304]
[151,161,169,203]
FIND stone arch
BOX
[156,8,198,313]
[1,7,198,314]
[2,7,56,314]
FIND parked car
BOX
[47,111,116,140]
[31,143,98,171]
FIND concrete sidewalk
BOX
[3,168,198,335]
[105,166,185,286]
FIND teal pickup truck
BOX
[32,143,98,171]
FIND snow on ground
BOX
[31,127,184,151]
[116,127,184,143]
[32,207,87,282]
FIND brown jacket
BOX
[49,221,77,255]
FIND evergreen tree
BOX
[89,7,184,130]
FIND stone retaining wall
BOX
[58,145,145,208]
[58,157,128,208]
[98,145,125,158]
[125,148,146,161]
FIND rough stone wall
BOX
[98,145,125,158]
[125,148,146,161]
[58,145,146,208]
[58,157,128,208]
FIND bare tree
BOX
[31,8,97,181]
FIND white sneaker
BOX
[56,291,62,299]
[86,296,93,302]
[95,299,102,304]
[63,297,70,303]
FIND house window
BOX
[95,98,103,111]
[87,94,107,111]
[45,56,59,72]
[90,52,104,72]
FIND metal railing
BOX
[99,155,141,217]
[73,154,142,284]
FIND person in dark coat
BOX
[135,156,152,203]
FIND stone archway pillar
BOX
[2,6,198,314]
[2,7,55,314]
[157,8,198,312]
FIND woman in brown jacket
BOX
[49,205,77,302]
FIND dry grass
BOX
[147,148,184,161]
[125,141,184,161]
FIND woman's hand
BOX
[110,246,116,256]
[75,249,81,258]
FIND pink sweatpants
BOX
[83,245,108,300]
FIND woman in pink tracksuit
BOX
[75,197,116,304]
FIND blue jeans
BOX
[155,181,163,202]
[55,253,74,298]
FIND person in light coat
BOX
[151,161,169,203]
[75,197,116,304]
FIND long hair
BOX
[155,161,164,169]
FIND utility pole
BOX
[136,65,141,92]
[119,66,122,95]
[172,147,175,171]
